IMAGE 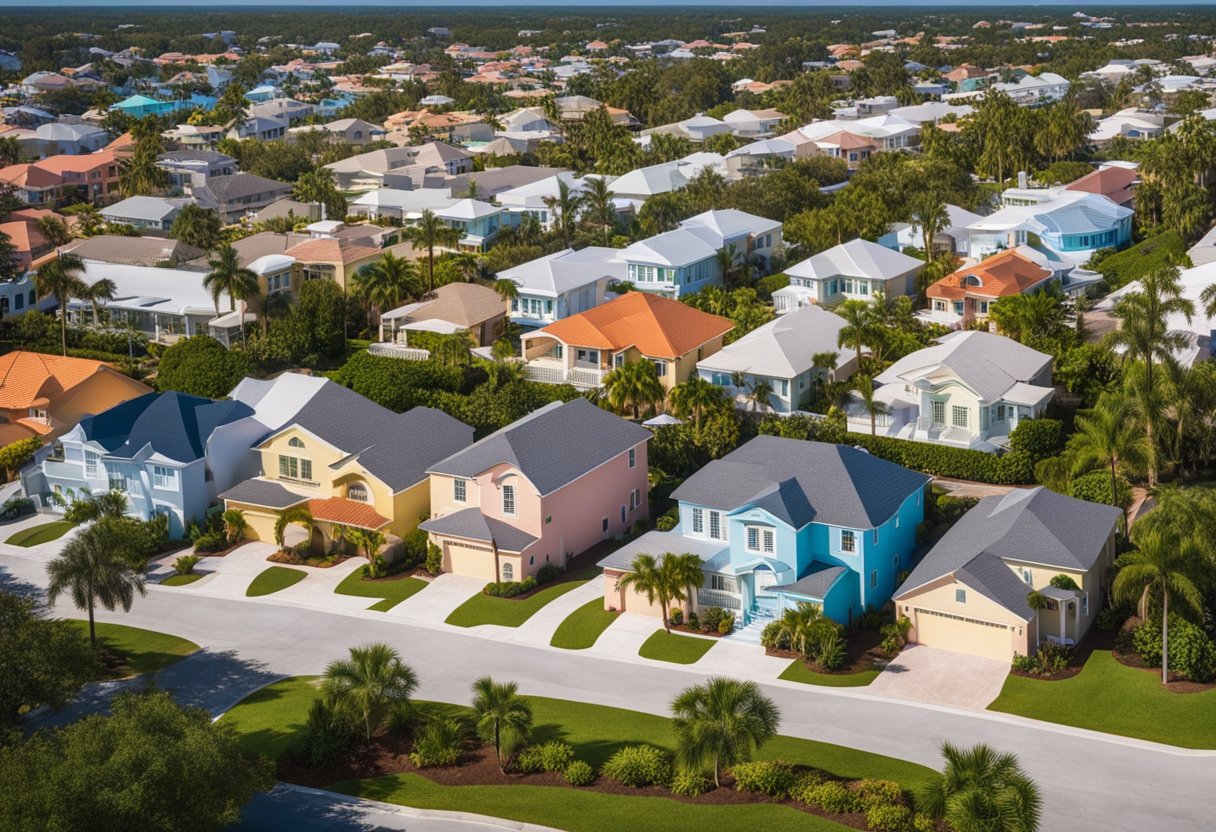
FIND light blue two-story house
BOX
[600,436,929,627]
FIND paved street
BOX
[2,547,1212,832]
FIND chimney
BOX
[1017,170,1028,189]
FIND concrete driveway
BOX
[868,645,1010,710]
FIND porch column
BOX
[1074,594,1081,640]
[1058,603,1065,642]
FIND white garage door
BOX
[446,542,496,581]
[914,608,1013,661]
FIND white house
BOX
[774,239,924,312]
[499,246,625,328]
[967,189,1132,265]
[891,204,984,255]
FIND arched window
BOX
[347,483,368,502]
[965,274,983,287]
[501,562,513,581]
[288,437,305,449]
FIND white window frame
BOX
[955,588,967,603]
[708,510,724,541]
[502,562,513,581]
[152,465,178,492]
[501,483,516,516]
[691,507,704,535]
[453,478,467,503]
[840,529,856,553]
[710,573,739,593]
[347,483,369,502]
[84,451,99,477]
[952,405,969,428]
[628,448,636,469]
[629,489,640,511]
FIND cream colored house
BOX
[893,488,1121,661]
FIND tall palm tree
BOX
[543,177,583,249]
[852,374,886,436]
[47,524,147,649]
[82,277,117,327]
[471,676,533,774]
[35,252,88,356]
[273,507,314,550]
[836,299,875,365]
[321,642,418,742]
[581,175,617,245]
[246,287,292,339]
[602,359,665,420]
[747,378,774,414]
[493,278,519,312]
[671,677,780,788]
[911,194,949,269]
[714,243,740,290]
[1113,525,1205,685]
[404,209,461,295]
[355,251,420,314]
[203,244,259,323]
[668,377,725,439]
[916,743,1042,832]
[1066,393,1147,534]
[616,552,703,632]
[1109,265,1194,485]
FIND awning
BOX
[307,497,390,530]
[729,556,794,577]
[643,413,682,426]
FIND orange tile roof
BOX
[36,150,117,175]
[535,292,733,359]
[0,163,59,189]
[284,238,381,265]
[927,250,1053,302]
[307,497,390,530]
[1065,166,1136,206]
[0,220,44,254]
[0,351,111,410]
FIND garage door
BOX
[445,542,496,581]
[914,608,1012,661]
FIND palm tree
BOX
[47,525,147,649]
[404,209,461,295]
[988,291,1066,345]
[1113,525,1205,685]
[911,194,949,271]
[916,743,1042,832]
[35,252,88,356]
[714,243,740,290]
[615,552,703,632]
[852,374,886,436]
[355,251,419,314]
[471,676,533,774]
[81,277,117,327]
[246,287,292,339]
[321,642,418,742]
[203,244,259,325]
[37,215,73,248]
[581,175,617,245]
[1066,393,1147,534]
[168,203,222,252]
[221,508,247,544]
[1109,265,1194,485]
[773,602,827,656]
[273,507,314,550]
[493,278,519,306]
[836,299,875,365]
[668,377,725,439]
[747,378,774,414]
[351,527,385,563]
[602,359,665,420]
[543,177,583,249]
[671,677,780,788]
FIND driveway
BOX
[868,645,1010,710]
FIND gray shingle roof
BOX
[875,330,1052,403]
[895,487,1121,618]
[769,563,847,600]
[597,529,729,571]
[81,391,254,463]
[204,173,292,202]
[220,478,307,509]
[288,384,474,491]
[671,436,929,530]
[428,399,651,496]
[419,507,538,553]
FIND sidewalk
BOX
[586,612,661,660]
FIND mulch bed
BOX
[275,732,936,831]
[670,623,729,638]
[192,541,249,559]
[765,627,890,675]
[267,551,353,569]
[359,568,431,584]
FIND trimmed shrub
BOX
[789,771,825,803]
[865,804,915,832]
[842,429,1050,485]
[669,608,683,627]
[670,769,711,796]
[655,506,679,532]
[300,699,355,765]
[173,554,200,575]
[1069,470,1133,510]
[193,530,228,553]
[731,760,796,798]
[912,814,937,832]
[803,780,859,814]
[855,778,905,810]
[0,496,33,520]
[931,494,979,526]
[1095,606,1119,631]
[1133,616,1216,682]
[563,759,595,786]
[484,576,537,597]
[410,718,464,768]
[425,542,443,575]
[602,745,671,788]
[535,563,563,585]
[717,611,736,635]
[515,741,575,774]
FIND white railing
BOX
[524,363,604,388]
[939,425,976,445]
[368,342,431,361]
[916,415,943,432]
[697,588,742,610]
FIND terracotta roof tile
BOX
[0,351,110,410]
[307,497,390,530]
[534,292,733,359]
[927,250,1053,301]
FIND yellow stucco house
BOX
[221,381,474,551]
[893,487,1121,661]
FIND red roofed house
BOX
[927,249,1055,327]
[1064,165,1137,209]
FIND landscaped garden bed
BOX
[268,550,352,568]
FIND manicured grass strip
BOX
[445,579,587,628]
[162,573,204,587]
[988,649,1216,749]
[5,520,75,547]
[246,566,307,597]
[66,621,198,677]
[550,598,619,649]
[340,773,854,832]
[638,630,716,664]
[334,568,428,612]
[220,676,322,760]
[779,659,879,688]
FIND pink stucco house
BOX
[420,398,651,582]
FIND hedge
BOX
[1092,230,1188,292]
[844,432,1035,484]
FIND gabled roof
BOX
[895,487,1121,619]
[672,435,929,530]
[428,398,650,496]
[927,249,1054,302]
[679,209,781,244]
[875,330,1051,403]
[419,507,538,552]
[499,246,625,296]
[79,391,254,463]
[696,304,855,378]
[786,239,923,282]
[621,227,717,267]
[0,351,115,409]
[534,292,733,358]
[1065,165,1137,207]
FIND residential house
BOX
[0,214,53,273]
[893,487,1121,660]
[890,204,984,255]
[156,150,238,191]
[222,381,474,547]
[1064,164,1137,208]
[59,234,204,268]
[967,189,1132,265]
[0,351,150,446]
[100,195,192,233]
[990,72,1070,105]
[723,138,796,177]
[847,330,1054,451]
[774,239,924,312]
[163,123,227,151]
[348,188,459,222]
[287,118,383,146]
[0,150,121,207]
[925,249,1056,327]
[1096,258,1216,365]
[697,304,859,414]
[520,291,733,391]
[1089,109,1166,146]
[226,115,288,143]
[642,114,733,143]
[377,281,506,348]
[599,436,929,626]
[421,398,651,581]
[721,108,787,137]
[499,247,624,329]
[436,199,503,250]
[281,236,382,292]
[783,115,920,168]
[188,173,294,223]
[495,172,598,230]
[17,122,110,158]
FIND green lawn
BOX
[66,621,199,677]
[988,649,1216,749]
[550,598,619,649]
[334,569,428,612]
[779,660,880,688]
[445,579,587,628]
[638,630,717,664]
[246,566,308,597]
[220,676,322,760]
[162,573,204,587]
[5,520,75,547]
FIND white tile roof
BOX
[498,246,626,296]
[786,239,923,282]
[696,303,857,378]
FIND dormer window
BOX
[965,274,982,287]
[347,483,369,502]
[288,437,305,449]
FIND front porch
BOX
[519,333,608,388]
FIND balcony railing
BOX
[697,588,742,610]
[368,342,431,362]
[524,363,605,388]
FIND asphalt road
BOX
[3,550,1210,832]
